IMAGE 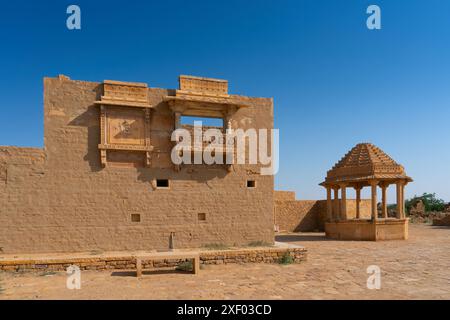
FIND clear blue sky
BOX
[1,0,449,202]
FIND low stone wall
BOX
[200,247,306,265]
[432,214,450,226]
[0,247,307,272]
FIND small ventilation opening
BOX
[198,213,206,221]
[131,214,141,222]
[156,179,169,188]
[247,180,256,188]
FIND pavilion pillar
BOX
[355,186,362,219]
[396,181,404,219]
[333,186,340,221]
[326,186,332,222]
[402,183,406,219]
[339,183,347,220]
[400,181,406,219]
[381,183,388,219]
[370,180,378,222]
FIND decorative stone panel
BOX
[101,80,149,106]
[95,80,153,167]
[179,75,229,97]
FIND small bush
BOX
[279,252,294,265]
[406,193,446,214]
[89,250,103,256]
[176,261,193,272]
[202,243,230,250]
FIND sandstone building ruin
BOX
[0,75,275,254]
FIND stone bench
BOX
[134,251,200,278]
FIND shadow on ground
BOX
[275,233,329,243]
[111,269,191,277]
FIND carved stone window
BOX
[95,80,153,168]
[164,76,249,172]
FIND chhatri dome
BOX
[320,143,412,187]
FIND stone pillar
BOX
[174,112,181,130]
[223,107,235,133]
[355,186,361,219]
[381,184,388,219]
[333,186,340,221]
[396,181,403,219]
[400,182,406,219]
[326,187,332,222]
[339,183,347,220]
[370,180,378,222]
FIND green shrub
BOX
[406,193,446,214]
[176,261,193,272]
[279,252,294,265]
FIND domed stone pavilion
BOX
[320,143,412,241]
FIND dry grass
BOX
[202,243,230,250]
[247,240,273,247]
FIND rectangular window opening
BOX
[198,213,206,221]
[180,116,224,129]
[156,179,169,188]
[247,180,256,188]
[131,214,141,222]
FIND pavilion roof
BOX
[320,143,412,186]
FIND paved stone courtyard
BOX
[0,224,449,300]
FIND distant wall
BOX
[274,191,296,201]
[274,191,371,232]
[274,199,319,232]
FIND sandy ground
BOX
[0,224,449,300]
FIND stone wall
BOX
[433,214,450,226]
[0,76,274,254]
[274,191,296,201]
[0,247,307,272]
[274,191,371,232]
[274,200,320,232]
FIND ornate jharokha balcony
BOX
[164,75,249,119]
[172,124,236,169]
